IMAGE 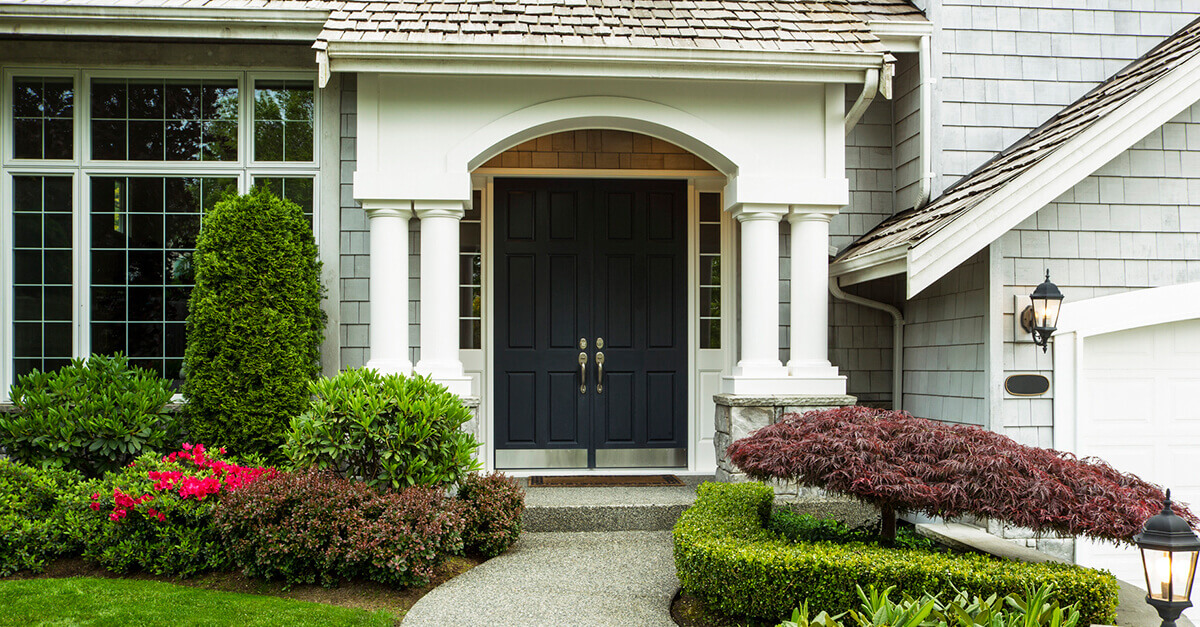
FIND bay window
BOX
[3,70,319,390]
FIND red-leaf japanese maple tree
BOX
[726,406,1196,544]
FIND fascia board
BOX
[828,245,907,285]
[0,5,328,41]
[325,42,884,84]
[905,51,1200,299]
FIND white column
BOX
[414,200,473,396]
[364,203,413,375]
[786,206,845,393]
[722,204,789,393]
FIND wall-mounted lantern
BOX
[1136,489,1200,627]
[1019,270,1064,353]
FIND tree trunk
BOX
[880,506,897,546]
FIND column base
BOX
[721,374,847,395]
[366,357,413,375]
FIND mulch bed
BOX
[3,555,483,619]
[671,590,777,627]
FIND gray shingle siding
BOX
[902,250,988,426]
[932,0,1200,190]
[996,102,1200,446]
[339,73,370,370]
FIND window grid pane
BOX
[90,79,238,162]
[699,192,721,349]
[253,80,314,162]
[12,176,74,377]
[89,176,236,385]
[460,190,483,349]
[12,78,74,160]
[252,177,315,228]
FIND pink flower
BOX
[90,493,99,500]
[89,502,101,511]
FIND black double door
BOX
[494,178,688,468]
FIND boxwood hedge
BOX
[672,482,1118,625]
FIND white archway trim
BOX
[448,96,744,175]
[1053,281,1200,454]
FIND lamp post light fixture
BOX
[1019,270,1064,353]
[1136,489,1200,627]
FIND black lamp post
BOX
[1136,489,1200,627]
[1020,270,1064,352]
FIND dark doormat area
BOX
[528,475,685,488]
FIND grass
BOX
[0,577,396,627]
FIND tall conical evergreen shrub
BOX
[183,189,325,457]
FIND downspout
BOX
[914,34,934,209]
[829,276,904,411]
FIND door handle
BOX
[595,351,605,394]
[578,352,588,395]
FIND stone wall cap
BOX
[713,394,857,407]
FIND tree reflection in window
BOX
[90,79,237,161]
[254,80,313,162]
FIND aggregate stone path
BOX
[401,530,677,626]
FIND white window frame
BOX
[1,67,320,401]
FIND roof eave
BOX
[322,40,888,84]
[0,4,328,42]
[867,19,934,53]
[905,48,1200,298]
[829,245,909,286]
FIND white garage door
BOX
[1074,318,1200,616]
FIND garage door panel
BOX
[1076,318,1200,620]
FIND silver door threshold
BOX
[495,448,686,470]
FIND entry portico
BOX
[325,8,897,472]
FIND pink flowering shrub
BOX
[457,472,525,558]
[214,469,467,588]
[61,444,272,577]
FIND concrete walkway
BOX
[401,531,678,626]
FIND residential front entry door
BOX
[494,178,688,469]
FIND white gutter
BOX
[323,41,887,85]
[0,4,328,41]
[914,34,935,209]
[829,276,904,411]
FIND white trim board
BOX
[0,4,327,42]
[1052,282,1200,454]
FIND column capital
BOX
[363,200,413,220]
[729,203,788,223]
[414,199,466,220]
[787,205,840,223]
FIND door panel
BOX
[495,178,687,467]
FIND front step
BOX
[520,475,708,532]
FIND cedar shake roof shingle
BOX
[835,15,1200,267]
[315,0,918,53]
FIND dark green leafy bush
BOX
[213,469,467,588]
[62,445,270,577]
[457,472,525,558]
[769,508,934,551]
[281,369,482,488]
[0,459,79,575]
[2,354,179,476]
[183,189,325,458]
[673,482,1118,626]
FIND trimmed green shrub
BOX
[769,508,934,551]
[213,469,467,588]
[458,472,525,558]
[281,369,482,488]
[673,482,1118,626]
[62,445,271,578]
[183,189,326,458]
[2,354,179,477]
[0,459,80,575]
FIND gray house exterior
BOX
[2,0,1200,592]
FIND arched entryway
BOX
[465,130,729,470]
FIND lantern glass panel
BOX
[1032,295,1062,329]
[1144,549,1199,602]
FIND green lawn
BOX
[0,578,396,626]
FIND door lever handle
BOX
[578,352,588,394]
[595,351,605,394]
